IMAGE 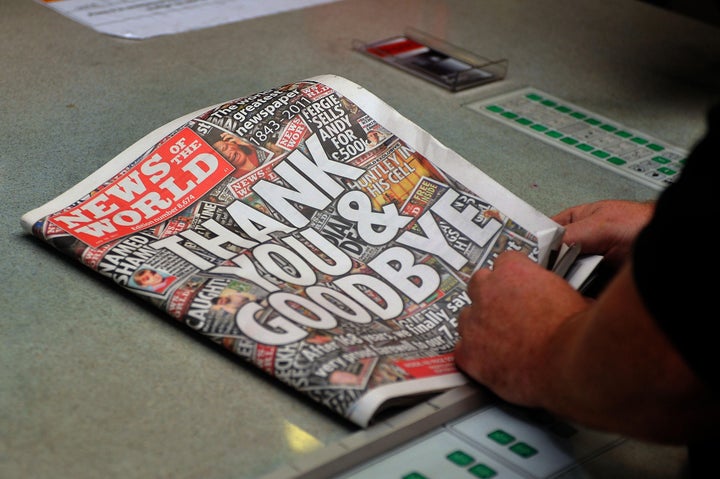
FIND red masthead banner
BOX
[50,128,234,247]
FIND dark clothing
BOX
[633,104,720,477]
[633,104,719,392]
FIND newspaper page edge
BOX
[347,372,469,427]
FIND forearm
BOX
[543,263,717,443]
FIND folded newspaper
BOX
[21,75,564,427]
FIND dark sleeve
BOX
[633,104,720,391]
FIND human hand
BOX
[455,251,588,407]
[552,200,654,269]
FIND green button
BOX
[576,143,594,152]
[584,118,602,126]
[631,137,648,145]
[469,463,498,478]
[556,106,572,113]
[608,156,626,165]
[447,450,475,466]
[531,124,548,132]
[546,130,563,138]
[600,124,617,132]
[592,150,610,158]
[488,429,515,445]
[570,112,586,119]
[541,100,557,107]
[615,130,633,138]
[502,111,519,119]
[527,93,542,101]
[652,155,671,164]
[658,167,677,175]
[516,117,533,125]
[486,105,504,113]
[403,473,428,479]
[510,442,538,458]
[561,137,579,145]
[647,143,664,151]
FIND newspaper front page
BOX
[21,75,563,427]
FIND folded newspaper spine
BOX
[21,74,563,427]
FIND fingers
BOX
[467,266,490,291]
[461,251,533,337]
[491,250,534,271]
[467,251,527,298]
[552,203,600,227]
[551,207,575,226]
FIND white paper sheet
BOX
[37,0,340,40]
